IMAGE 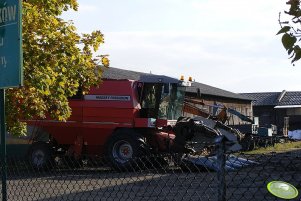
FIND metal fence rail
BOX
[1,148,300,200]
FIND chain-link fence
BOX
[225,151,300,201]
[1,144,300,201]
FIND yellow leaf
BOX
[44,90,50,96]
[45,78,52,85]
[59,82,65,87]
[101,57,110,67]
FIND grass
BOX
[245,140,301,154]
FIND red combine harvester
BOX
[26,74,243,170]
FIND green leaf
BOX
[292,45,301,63]
[282,33,296,50]
[288,47,294,55]
[276,26,291,35]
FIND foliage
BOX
[6,0,109,135]
[278,0,301,64]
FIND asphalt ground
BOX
[5,170,217,201]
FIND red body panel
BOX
[28,80,144,155]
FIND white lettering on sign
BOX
[0,5,17,25]
[0,56,7,68]
[84,95,131,101]
[0,37,3,46]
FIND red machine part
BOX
[27,79,171,156]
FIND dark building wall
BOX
[275,108,301,131]
[253,106,276,127]
[253,106,301,132]
[274,109,286,130]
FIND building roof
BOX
[240,92,281,106]
[241,91,301,106]
[102,67,251,101]
[278,91,301,106]
[186,82,251,100]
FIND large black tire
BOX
[105,129,149,171]
[28,142,53,170]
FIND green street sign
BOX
[0,0,23,88]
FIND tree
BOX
[278,0,301,64]
[6,0,109,135]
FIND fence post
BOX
[216,136,226,201]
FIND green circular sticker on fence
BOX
[267,181,299,199]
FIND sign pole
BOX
[0,89,6,201]
[0,0,22,199]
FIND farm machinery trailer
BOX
[25,75,244,170]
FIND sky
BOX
[63,0,301,93]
